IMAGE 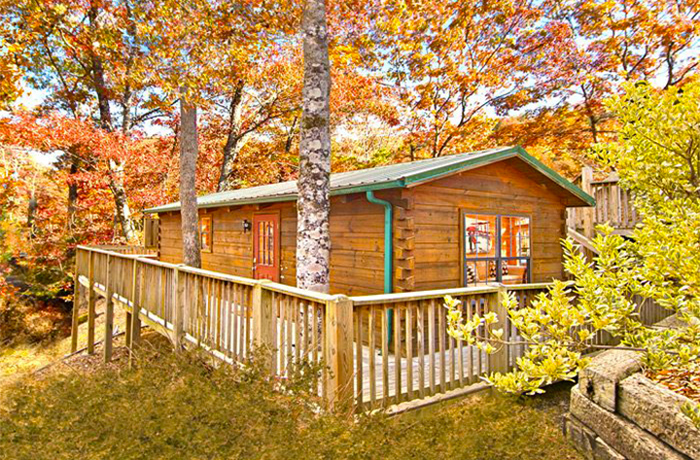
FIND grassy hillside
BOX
[0,325,582,460]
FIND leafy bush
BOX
[446,81,700,423]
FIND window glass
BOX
[500,216,530,258]
[463,213,531,286]
[464,214,497,257]
[200,217,212,252]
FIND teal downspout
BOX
[366,191,393,344]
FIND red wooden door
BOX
[253,213,280,282]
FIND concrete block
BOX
[618,373,700,460]
[593,437,626,460]
[579,350,641,412]
[570,385,687,460]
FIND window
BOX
[256,220,275,266]
[200,216,213,252]
[463,212,530,286]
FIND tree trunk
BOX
[67,151,79,232]
[296,0,331,293]
[217,83,245,192]
[179,94,202,268]
[88,0,137,243]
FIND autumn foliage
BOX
[0,0,698,308]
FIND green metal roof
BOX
[145,146,595,214]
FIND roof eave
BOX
[143,179,407,214]
[513,146,596,207]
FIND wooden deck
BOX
[72,245,672,412]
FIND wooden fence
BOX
[72,245,672,412]
[567,168,639,237]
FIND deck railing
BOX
[347,284,550,411]
[73,245,672,412]
[566,168,639,237]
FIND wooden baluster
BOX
[294,298,302,373]
[320,304,327,402]
[311,304,323,363]
[216,280,223,351]
[417,301,425,398]
[206,278,213,346]
[239,285,246,359]
[467,297,474,383]
[173,265,184,350]
[355,308,363,411]
[457,296,464,387]
[438,298,446,394]
[278,293,287,374]
[368,306,376,408]
[381,306,389,407]
[103,255,114,363]
[245,286,252,358]
[449,312,456,390]
[428,299,436,396]
[129,260,142,363]
[71,250,83,353]
[301,301,309,361]
[406,305,414,400]
[87,251,96,355]
[232,283,240,360]
[161,268,167,320]
[285,295,293,375]
[394,305,402,404]
[224,282,232,358]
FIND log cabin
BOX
[144,146,594,296]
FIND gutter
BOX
[365,191,394,344]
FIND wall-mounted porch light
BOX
[242,219,252,233]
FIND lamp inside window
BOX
[200,216,213,252]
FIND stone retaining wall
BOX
[563,350,700,460]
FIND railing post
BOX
[103,254,114,363]
[173,264,186,350]
[70,250,82,353]
[488,285,510,374]
[252,280,274,370]
[324,295,354,411]
[87,251,96,354]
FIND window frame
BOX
[200,215,213,253]
[460,210,532,286]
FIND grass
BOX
[0,327,582,460]
[0,298,121,385]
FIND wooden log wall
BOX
[408,158,569,291]
[158,196,387,296]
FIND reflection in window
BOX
[200,217,213,252]
[463,213,530,286]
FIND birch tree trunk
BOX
[88,0,137,243]
[296,0,331,293]
[179,95,202,268]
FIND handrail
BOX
[350,285,501,305]
[76,245,335,303]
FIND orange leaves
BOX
[647,360,700,403]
